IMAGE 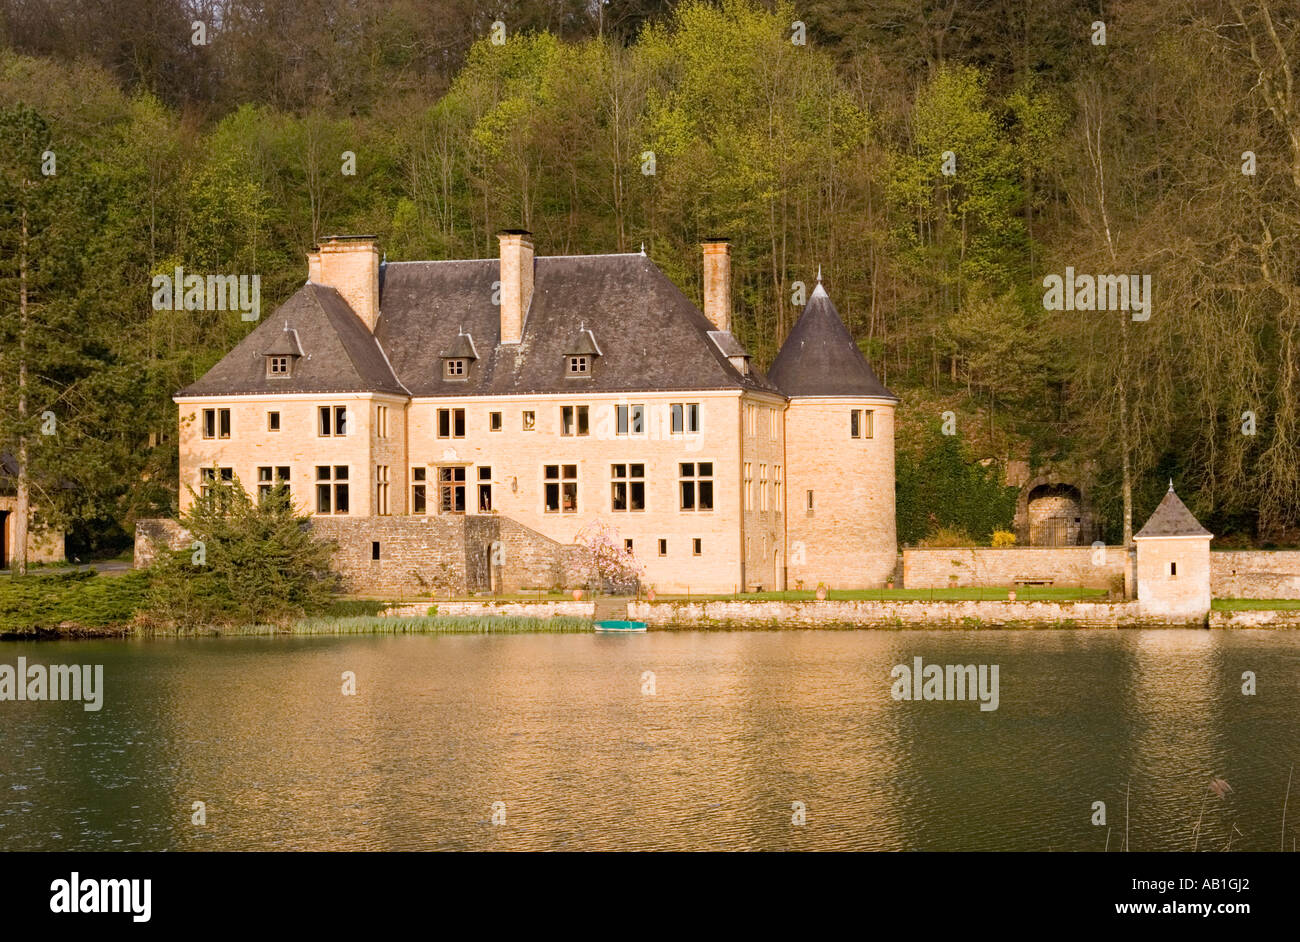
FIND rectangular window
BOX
[411,467,426,515]
[679,462,714,511]
[199,466,234,499]
[759,464,769,511]
[315,465,349,514]
[610,463,646,512]
[807,489,814,512]
[693,538,702,556]
[851,409,875,439]
[770,407,779,439]
[268,355,290,376]
[376,465,390,515]
[568,355,590,375]
[201,408,231,440]
[376,405,388,439]
[625,538,634,553]
[478,466,493,513]
[256,465,290,502]
[670,403,701,434]
[318,405,347,437]
[746,403,756,436]
[267,411,280,432]
[615,404,645,436]
[489,411,503,432]
[522,410,536,431]
[444,359,466,379]
[1170,562,1177,576]
[437,408,466,439]
[561,405,589,437]
[371,541,381,561]
[743,463,753,511]
[438,467,466,514]
[544,464,578,513]
[658,539,668,557]
[775,465,783,512]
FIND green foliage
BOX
[0,570,150,633]
[896,431,1020,545]
[144,475,339,627]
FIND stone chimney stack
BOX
[314,236,380,331]
[702,239,732,332]
[498,230,534,344]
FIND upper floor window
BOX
[376,405,389,439]
[318,405,347,437]
[438,408,466,439]
[545,464,578,513]
[267,355,291,377]
[616,404,645,436]
[611,463,645,512]
[670,402,700,434]
[850,409,874,439]
[444,359,467,379]
[745,403,757,436]
[267,411,280,432]
[561,405,589,437]
[202,408,231,440]
[568,355,590,375]
[769,408,779,439]
[522,410,536,431]
[489,411,503,432]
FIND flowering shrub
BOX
[573,521,644,594]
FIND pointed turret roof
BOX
[1134,483,1212,538]
[767,282,896,399]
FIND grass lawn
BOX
[654,586,1110,602]
[1211,598,1300,611]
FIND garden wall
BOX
[1211,551,1300,599]
[902,547,1127,590]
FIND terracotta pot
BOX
[815,586,828,601]
[647,588,656,602]
[1008,590,1017,602]
[572,589,583,601]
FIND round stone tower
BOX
[768,279,898,589]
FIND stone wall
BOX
[135,513,579,597]
[1208,608,1300,629]
[626,598,1203,628]
[383,600,594,618]
[1211,551,1300,599]
[903,547,1126,590]
[0,497,67,565]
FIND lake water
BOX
[1,629,1297,851]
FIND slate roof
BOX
[767,283,896,400]
[176,283,406,397]
[375,253,778,397]
[1134,485,1213,538]
[440,332,479,360]
[264,326,304,357]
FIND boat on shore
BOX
[594,619,647,632]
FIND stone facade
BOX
[0,497,66,567]
[1211,551,1300,599]
[903,546,1127,590]
[784,396,897,589]
[1135,536,1212,617]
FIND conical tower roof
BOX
[1134,483,1212,538]
[768,282,896,399]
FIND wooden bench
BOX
[1015,579,1054,587]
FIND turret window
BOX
[850,409,874,439]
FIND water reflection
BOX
[0,630,1296,851]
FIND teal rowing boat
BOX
[594,619,647,632]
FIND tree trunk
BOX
[15,202,30,575]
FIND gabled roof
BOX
[567,327,602,357]
[440,332,479,360]
[264,325,304,357]
[1134,484,1213,538]
[708,330,748,358]
[376,254,780,397]
[176,283,406,398]
[767,283,896,400]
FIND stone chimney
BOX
[314,235,380,331]
[702,239,731,332]
[498,230,534,344]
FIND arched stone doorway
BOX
[1014,474,1099,546]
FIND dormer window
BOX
[565,327,601,378]
[264,325,303,379]
[440,331,477,381]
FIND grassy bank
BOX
[0,570,149,637]
[1211,598,1300,611]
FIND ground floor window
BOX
[315,465,349,514]
[439,467,466,514]
[679,461,714,511]
[544,464,578,513]
[199,466,234,500]
[411,467,426,514]
[256,465,290,502]
[611,463,645,511]
[478,466,493,512]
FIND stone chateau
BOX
[168,233,898,595]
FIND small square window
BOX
[267,411,280,432]
[268,355,291,377]
[693,538,702,556]
[489,411,503,431]
[444,359,466,379]
[568,355,590,375]
[522,410,536,431]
